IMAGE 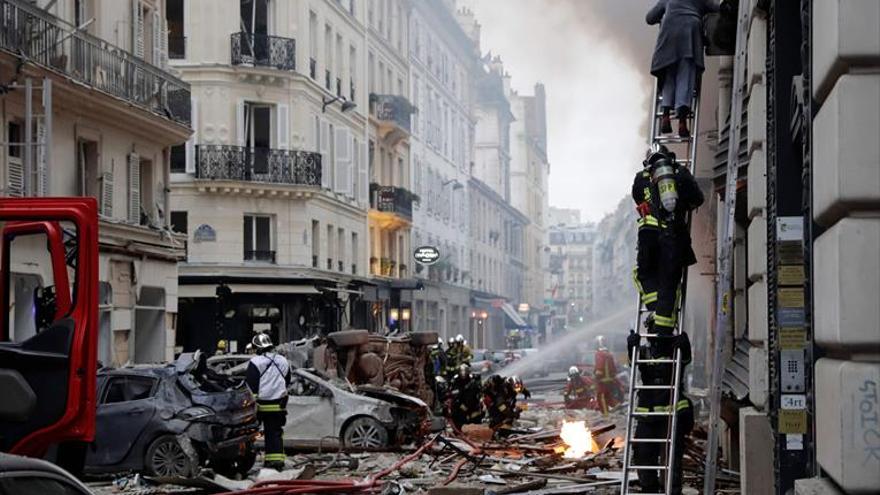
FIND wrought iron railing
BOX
[195,145,321,186]
[369,183,413,220]
[230,32,295,71]
[244,250,276,263]
[369,93,413,133]
[0,0,191,125]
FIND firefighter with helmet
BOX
[632,146,704,335]
[449,364,483,429]
[245,333,291,470]
[482,375,517,430]
[564,366,593,409]
[593,335,621,415]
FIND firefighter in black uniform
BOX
[245,333,292,471]
[632,146,704,335]
[483,375,518,430]
[449,364,483,429]
[627,316,694,494]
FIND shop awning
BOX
[178,284,320,298]
[501,302,530,329]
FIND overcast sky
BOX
[463,0,658,222]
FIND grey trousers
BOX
[661,58,696,117]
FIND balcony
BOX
[195,145,321,186]
[0,0,190,126]
[244,250,276,263]
[369,93,414,146]
[230,32,295,71]
[369,183,413,228]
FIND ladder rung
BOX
[629,438,671,443]
[632,411,674,416]
[654,136,692,144]
[635,384,675,389]
[629,465,669,470]
[635,359,676,364]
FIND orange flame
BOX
[559,420,600,459]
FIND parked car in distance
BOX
[284,368,439,450]
[84,352,259,478]
[471,349,504,376]
[0,453,95,495]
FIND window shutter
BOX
[276,104,289,150]
[185,97,198,173]
[334,127,350,195]
[131,0,144,58]
[7,158,23,197]
[320,119,330,189]
[312,114,320,151]
[236,100,246,146]
[357,139,367,205]
[100,170,114,217]
[152,10,162,66]
[128,153,140,224]
[159,17,168,67]
[36,120,48,196]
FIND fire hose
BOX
[215,434,440,495]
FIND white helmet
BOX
[455,334,465,343]
[596,335,606,349]
[568,366,580,377]
[252,333,273,350]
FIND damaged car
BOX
[284,368,438,449]
[84,352,259,478]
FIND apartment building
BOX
[168,0,372,350]
[509,83,550,331]
[547,224,594,338]
[0,0,191,365]
[364,0,418,332]
[408,0,478,340]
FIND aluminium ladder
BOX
[620,77,701,495]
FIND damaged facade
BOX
[0,0,190,365]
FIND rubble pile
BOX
[88,402,633,495]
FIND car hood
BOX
[355,385,428,409]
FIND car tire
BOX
[144,435,196,478]
[407,331,439,346]
[342,417,389,449]
[328,330,370,347]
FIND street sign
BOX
[413,245,440,265]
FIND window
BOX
[170,144,186,173]
[102,376,157,404]
[138,158,154,225]
[309,11,318,78]
[243,103,272,173]
[170,211,187,234]
[311,220,320,268]
[76,139,99,198]
[324,25,333,90]
[243,214,274,262]
[349,45,357,101]
[337,227,345,272]
[166,0,184,59]
[351,232,358,274]
[326,225,334,270]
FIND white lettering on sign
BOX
[781,394,807,410]
[858,379,880,466]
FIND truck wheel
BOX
[328,330,369,347]
[343,417,389,449]
[407,331,439,346]
[145,435,196,478]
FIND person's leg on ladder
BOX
[634,419,663,491]
[675,58,696,137]
[659,64,677,134]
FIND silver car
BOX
[283,369,436,449]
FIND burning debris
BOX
[558,421,600,459]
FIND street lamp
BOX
[322,95,357,113]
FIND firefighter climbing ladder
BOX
[704,0,751,493]
[619,75,701,494]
